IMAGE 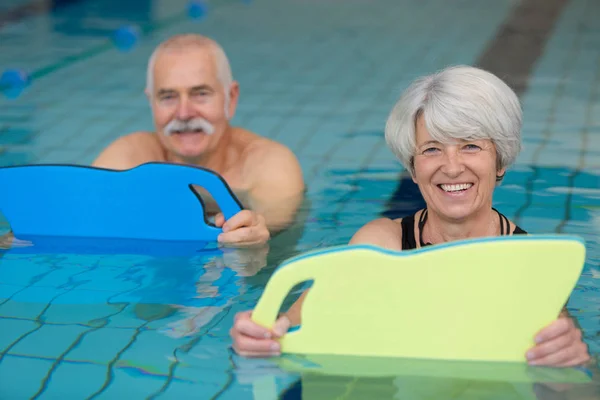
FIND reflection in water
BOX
[273,354,600,400]
[279,375,600,400]
[155,197,310,338]
[152,246,272,339]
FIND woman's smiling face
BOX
[412,113,504,222]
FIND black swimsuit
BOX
[401,208,527,250]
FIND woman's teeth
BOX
[440,183,473,192]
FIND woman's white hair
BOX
[384,65,522,180]
[145,34,234,115]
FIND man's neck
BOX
[422,206,498,244]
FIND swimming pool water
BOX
[1,0,600,398]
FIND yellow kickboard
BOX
[252,235,586,362]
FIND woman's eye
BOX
[463,144,481,151]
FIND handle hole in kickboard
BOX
[189,184,223,228]
[278,279,313,332]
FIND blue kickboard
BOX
[0,162,243,242]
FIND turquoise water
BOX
[1,0,600,398]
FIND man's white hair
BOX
[384,65,522,180]
[146,34,234,114]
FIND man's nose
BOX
[176,98,193,120]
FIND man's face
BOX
[148,47,238,161]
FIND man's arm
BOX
[247,143,305,235]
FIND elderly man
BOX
[93,34,305,247]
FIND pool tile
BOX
[9,324,89,359]
[0,355,54,399]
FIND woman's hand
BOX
[230,311,291,357]
[526,315,591,367]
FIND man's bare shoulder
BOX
[229,127,305,230]
[108,131,163,152]
[235,128,301,174]
[92,131,166,170]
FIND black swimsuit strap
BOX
[418,208,507,247]
[417,209,429,248]
[499,209,512,235]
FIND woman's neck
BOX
[421,207,499,245]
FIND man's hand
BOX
[214,210,270,247]
[0,232,32,250]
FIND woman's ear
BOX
[496,167,506,182]
[410,158,417,183]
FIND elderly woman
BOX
[229,65,591,367]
